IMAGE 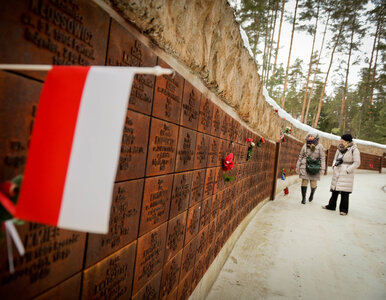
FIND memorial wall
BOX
[0,1,384,299]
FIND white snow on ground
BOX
[237,22,386,150]
[206,171,386,300]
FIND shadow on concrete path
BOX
[206,171,386,300]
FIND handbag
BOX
[306,156,321,175]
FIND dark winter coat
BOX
[296,143,325,181]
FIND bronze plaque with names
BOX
[153,59,184,124]
[217,139,227,166]
[82,241,136,300]
[0,0,110,81]
[189,169,206,207]
[164,212,187,263]
[115,110,150,181]
[211,105,222,137]
[211,192,221,221]
[203,167,216,199]
[180,80,201,130]
[197,97,213,134]
[184,203,201,245]
[196,226,209,260]
[175,127,196,172]
[208,219,216,245]
[170,172,193,218]
[199,197,212,230]
[160,251,182,299]
[180,237,198,281]
[213,166,225,195]
[193,132,209,169]
[207,136,219,168]
[33,272,81,300]
[220,113,230,140]
[132,270,162,300]
[146,118,179,176]
[192,252,206,291]
[0,72,41,183]
[107,19,157,115]
[133,223,167,295]
[177,269,193,300]
[85,179,143,267]
[139,174,173,236]
[0,223,86,300]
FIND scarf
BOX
[306,138,318,151]
[338,141,353,153]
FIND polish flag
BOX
[15,66,136,234]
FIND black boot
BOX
[301,186,307,204]
[309,187,316,202]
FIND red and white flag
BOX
[15,66,136,233]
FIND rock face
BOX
[102,0,384,155]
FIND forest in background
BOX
[230,0,385,144]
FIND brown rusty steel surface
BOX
[33,272,81,300]
[184,203,201,245]
[85,179,143,267]
[180,81,201,130]
[132,270,162,300]
[133,223,167,295]
[164,212,187,263]
[194,132,209,169]
[197,97,213,134]
[169,172,192,219]
[160,250,182,299]
[0,72,42,183]
[139,175,173,236]
[146,118,179,176]
[107,19,157,115]
[0,223,86,299]
[153,59,184,124]
[115,110,150,181]
[175,127,197,172]
[82,241,136,299]
[277,135,303,178]
[0,0,110,81]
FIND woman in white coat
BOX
[322,134,361,215]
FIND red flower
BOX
[289,128,292,132]
[282,137,286,143]
[275,109,278,113]
[283,117,286,120]
[284,187,289,195]
[260,137,265,143]
[223,153,234,171]
[369,164,373,168]
[245,138,253,143]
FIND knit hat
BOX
[341,134,353,142]
[305,131,318,140]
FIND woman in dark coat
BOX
[296,131,325,204]
[322,134,361,215]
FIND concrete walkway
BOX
[206,171,386,300]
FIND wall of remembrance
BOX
[0,1,383,299]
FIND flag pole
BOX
[0,64,174,76]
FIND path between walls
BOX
[205,171,386,300]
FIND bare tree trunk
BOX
[369,25,381,104]
[266,0,279,85]
[305,11,330,124]
[358,20,379,136]
[313,20,345,128]
[261,11,270,86]
[271,0,286,79]
[339,18,355,132]
[281,0,299,108]
[300,1,320,122]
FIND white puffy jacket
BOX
[330,144,361,193]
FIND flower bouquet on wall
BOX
[222,153,235,182]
